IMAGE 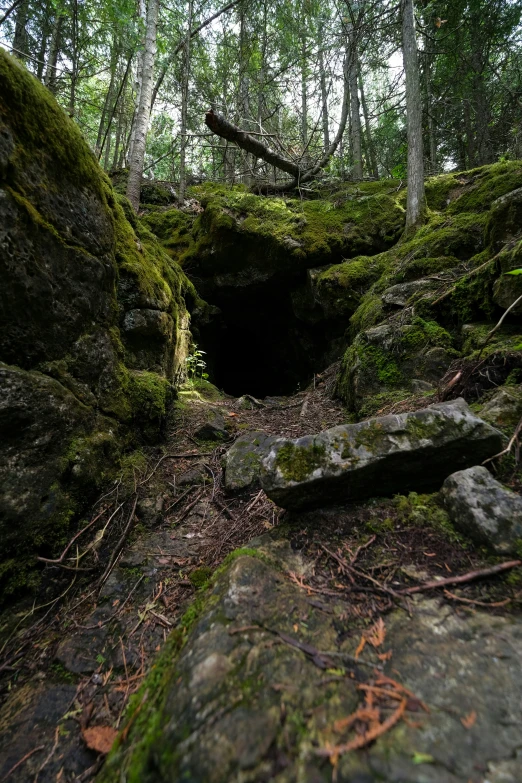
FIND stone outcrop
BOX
[0,51,205,596]
[99,542,522,783]
[260,399,502,510]
[442,466,522,554]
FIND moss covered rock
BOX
[0,50,201,597]
[260,398,502,511]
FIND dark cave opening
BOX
[202,286,327,399]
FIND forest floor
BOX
[0,375,521,782]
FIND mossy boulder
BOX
[143,180,406,297]
[328,162,522,414]
[337,317,457,412]
[0,50,200,598]
[260,398,502,510]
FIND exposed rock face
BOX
[260,399,502,510]
[0,51,201,596]
[225,431,278,493]
[442,466,522,554]
[99,543,522,783]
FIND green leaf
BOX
[412,753,435,765]
[505,269,522,276]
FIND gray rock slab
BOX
[224,431,278,493]
[442,465,522,554]
[104,543,522,783]
[260,398,503,510]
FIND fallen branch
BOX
[443,589,516,608]
[478,291,522,358]
[396,560,521,595]
[482,414,522,465]
[97,495,139,588]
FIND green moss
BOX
[275,441,327,482]
[404,414,443,442]
[188,566,213,589]
[127,370,171,425]
[394,492,465,544]
[0,49,108,201]
[354,420,387,450]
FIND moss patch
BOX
[275,441,327,482]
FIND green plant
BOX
[185,344,209,382]
[506,269,522,275]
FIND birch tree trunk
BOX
[402,0,425,230]
[178,0,194,202]
[126,0,159,212]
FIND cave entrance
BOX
[205,288,317,399]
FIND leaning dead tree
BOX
[204,57,350,193]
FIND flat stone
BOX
[225,431,278,493]
[442,465,522,554]
[260,398,503,510]
[382,279,437,307]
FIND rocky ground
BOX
[1,376,521,783]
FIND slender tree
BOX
[402,0,425,229]
[127,0,159,211]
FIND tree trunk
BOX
[423,39,437,173]
[359,71,378,179]
[44,13,63,92]
[178,0,194,202]
[36,4,51,80]
[128,0,147,165]
[126,0,159,212]
[402,0,425,230]
[318,36,330,153]
[347,25,363,179]
[13,0,29,62]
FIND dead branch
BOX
[482,414,522,465]
[396,560,521,595]
[97,495,139,588]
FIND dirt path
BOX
[0,379,520,782]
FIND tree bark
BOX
[44,13,63,92]
[318,43,330,153]
[126,0,159,212]
[12,0,29,62]
[359,71,378,179]
[178,0,194,202]
[402,0,425,230]
[347,24,363,179]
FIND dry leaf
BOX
[366,617,386,648]
[377,649,393,662]
[82,725,118,755]
[228,412,239,417]
[461,710,477,729]
[293,623,299,633]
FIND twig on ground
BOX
[482,414,522,465]
[396,560,521,595]
[321,545,400,597]
[443,589,518,608]
[97,495,139,588]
